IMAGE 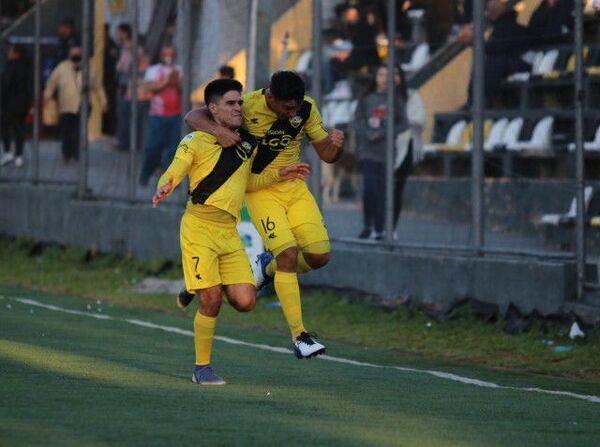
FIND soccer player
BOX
[153,78,310,385]
[184,71,344,359]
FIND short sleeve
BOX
[304,99,329,143]
[144,65,158,81]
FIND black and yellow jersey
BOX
[158,130,256,221]
[241,89,328,179]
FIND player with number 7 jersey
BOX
[152,79,311,385]
[185,71,345,359]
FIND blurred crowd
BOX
[1,16,187,188]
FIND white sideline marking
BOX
[5,296,600,404]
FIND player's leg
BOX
[246,188,315,355]
[179,213,226,385]
[192,285,226,385]
[220,247,257,313]
[288,182,331,273]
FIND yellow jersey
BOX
[158,130,257,221]
[241,89,328,181]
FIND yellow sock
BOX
[274,271,305,340]
[194,312,216,366]
[266,259,277,277]
[266,252,312,276]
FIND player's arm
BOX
[184,107,241,147]
[152,138,194,207]
[304,100,344,163]
[246,163,311,192]
[312,129,344,164]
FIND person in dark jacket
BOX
[1,44,32,168]
[332,6,381,81]
[55,17,79,67]
[528,0,574,46]
[460,0,530,107]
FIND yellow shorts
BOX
[180,210,254,292]
[245,179,329,255]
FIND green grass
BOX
[1,237,600,446]
[0,236,599,380]
[1,290,600,446]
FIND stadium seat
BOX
[401,42,429,73]
[463,120,493,151]
[540,186,593,225]
[501,117,525,149]
[507,49,559,82]
[507,116,553,152]
[484,118,509,152]
[568,123,600,151]
[423,119,467,153]
[295,50,312,74]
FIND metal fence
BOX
[0,0,589,296]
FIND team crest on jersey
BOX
[289,115,302,128]
[235,140,254,160]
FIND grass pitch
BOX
[1,289,600,447]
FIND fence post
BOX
[384,0,396,243]
[128,0,139,202]
[471,0,485,254]
[78,0,91,199]
[310,0,323,208]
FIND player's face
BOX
[210,90,243,129]
[266,94,301,120]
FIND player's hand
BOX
[330,128,344,150]
[152,177,173,208]
[215,126,241,147]
[279,163,311,181]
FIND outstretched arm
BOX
[184,107,241,147]
[246,163,311,192]
[311,128,345,163]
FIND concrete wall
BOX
[0,183,576,316]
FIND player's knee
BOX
[234,295,256,312]
[305,252,330,270]
[276,247,298,272]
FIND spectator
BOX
[528,0,574,46]
[1,44,32,168]
[44,46,106,164]
[103,23,120,136]
[115,23,132,150]
[331,6,381,82]
[354,64,409,240]
[459,0,530,107]
[55,17,79,66]
[393,65,426,235]
[138,45,183,187]
[218,65,235,79]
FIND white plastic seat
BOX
[568,124,600,151]
[541,186,593,225]
[401,43,429,73]
[423,120,467,153]
[533,49,559,75]
[502,118,525,149]
[484,118,509,151]
[295,50,312,74]
[508,116,553,151]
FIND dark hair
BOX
[219,65,235,79]
[60,17,75,29]
[368,64,408,102]
[117,23,132,39]
[269,71,305,102]
[204,78,243,105]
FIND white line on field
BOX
[4,296,600,404]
